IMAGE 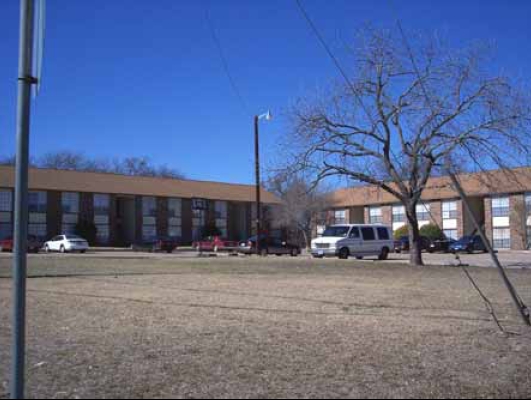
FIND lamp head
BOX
[258,110,272,121]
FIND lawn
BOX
[1,254,530,398]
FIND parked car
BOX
[44,234,89,253]
[393,235,431,253]
[238,235,300,256]
[449,235,488,253]
[192,236,239,252]
[0,235,42,253]
[427,238,456,253]
[132,237,179,253]
[311,224,393,260]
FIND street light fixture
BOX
[254,110,272,256]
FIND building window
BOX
[168,198,182,239]
[369,207,382,224]
[334,210,347,224]
[96,225,110,243]
[142,196,157,217]
[142,196,157,240]
[28,223,47,239]
[416,203,430,221]
[0,190,13,239]
[442,201,458,219]
[215,201,228,237]
[493,227,510,249]
[0,223,12,240]
[192,199,207,240]
[392,205,405,223]
[94,194,110,214]
[62,192,79,214]
[443,229,458,241]
[28,191,47,213]
[491,197,509,217]
[142,224,157,240]
[62,192,79,234]
[0,189,12,212]
[94,194,110,244]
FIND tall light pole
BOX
[254,111,271,256]
[12,0,37,398]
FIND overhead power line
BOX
[202,1,250,115]
[293,0,529,331]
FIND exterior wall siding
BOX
[135,196,143,242]
[181,198,193,244]
[381,205,392,226]
[429,201,442,228]
[156,197,168,238]
[484,197,493,245]
[109,194,118,245]
[510,194,526,250]
[46,190,62,238]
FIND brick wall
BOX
[181,198,193,244]
[46,190,61,238]
[156,197,168,238]
[348,206,364,223]
[483,197,493,245]
[381,205,392,226]
[134,196,142,242]
[80,192,94,223]
[429,201,442,228]
[109,195,118,245]
[510,194,526,250]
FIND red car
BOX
[0,235,42,253]
[192,236,239,252]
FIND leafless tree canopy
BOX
[267,172,329,249]
[0,151,186,180]
[286,28,531,264]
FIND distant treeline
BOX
[0,151,185,179]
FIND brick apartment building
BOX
[325,168,531,250]
[0,166,280,246]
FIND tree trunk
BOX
[406,204,424,266]
[301,229,310,251]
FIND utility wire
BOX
[294,0,523,333]
[390,3,528,332]
[202,1,250,116]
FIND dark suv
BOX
[449,235,488,253]
[393,235,431,253]
[238,236,300,256]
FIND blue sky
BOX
[1,0,530,184]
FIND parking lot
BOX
[2,246,529,269]
[1,252,531,399]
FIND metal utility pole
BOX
[12,0,36,398]
[448,171,530,326]
[254,115,262,255]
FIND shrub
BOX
[75,219,97,245]
[201,223,221,238]
[419,223,444,240]
[393,224,408,239]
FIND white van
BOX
[311,224,393,260]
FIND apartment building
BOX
[325,168,531,250]
[0,166,280,245]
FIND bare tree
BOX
[267,172,329,250]
[286,29,531,265]
[0,151,186,179]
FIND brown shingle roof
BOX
[0,166,281,204]
[329,167,531,207]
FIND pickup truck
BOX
[192,236,239,253]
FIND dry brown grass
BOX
[1,254,530,399]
